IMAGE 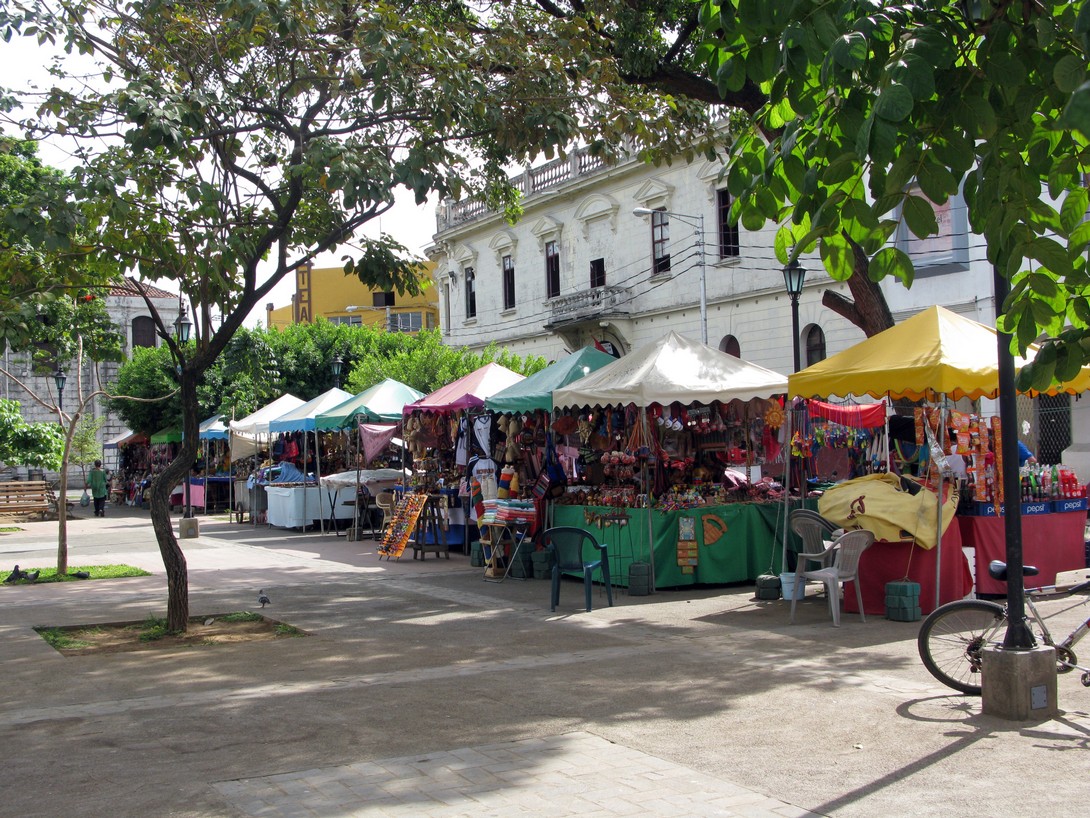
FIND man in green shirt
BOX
[88,460,108,518]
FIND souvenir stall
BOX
[551,331,791,592]
[481,347,617,576]
[229,393,305,522]
[789,305,1090,614]
[315,378,424,533]
[396,363,525,554]
[263,387,353,531]
[187,414,234,513]
[103,429,150,506]
[150,426,181,487]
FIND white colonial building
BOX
[427,146,1090,476]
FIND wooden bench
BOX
[0,481,58,519]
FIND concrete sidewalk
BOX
[1,506,1088,817]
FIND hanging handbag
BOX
[542,432,567,499]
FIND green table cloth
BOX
[552,502,790,588]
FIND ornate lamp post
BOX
[331,355,344,389]
[175,303,193,517]
[53,368,67,415]
[782,259,807,372]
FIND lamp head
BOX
[53,368,67,393]
[174,305,192,343]
[632,207,654,216]
[783,259,807,298]
[331,355,344,378]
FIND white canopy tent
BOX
[553,331,789,592]
[229,394,304,459]
[553,330,788,408]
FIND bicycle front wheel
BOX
[918,599,1006,695]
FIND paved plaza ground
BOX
[1,504,1089,817]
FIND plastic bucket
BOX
[780,572,805,600]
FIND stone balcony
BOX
[543,285,631,330]
[437,146,612,233]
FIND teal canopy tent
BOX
[315,378,424,430]
[198,414,229,440]
[485,346,616,414]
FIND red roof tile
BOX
[107,277,178,300]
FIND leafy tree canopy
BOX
[345,329,547,395]
[692,0,1090,389]
[105,344,181,436]
[0,138,108,349]
[0,397,64,469]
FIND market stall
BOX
[552,331,790,591]
[398,363,525,553]
[189,414,233,512]
[264,387,353,530]
[316,378,424,533]
[477,348,616,575]
[789,305,1090,612]
[103,429,150,506]
[230,393,305,522]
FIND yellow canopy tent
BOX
[788,305,1090,400]
[786,304,1090,609]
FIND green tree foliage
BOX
[106,345,181,436]
[345,330,546,395]
[0,398,64,469]
[69,414,104,482]
[21,289,124,375]
[0,138,116,349]
[1,1,706,628]
[693,1,1090,386]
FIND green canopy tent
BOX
[315,378,425,430]
[485,346,616,414]
[150,428,182,444]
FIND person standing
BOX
[88,460,108,518]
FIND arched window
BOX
[719,335,740,357]
[132,316,156,349]
[805,325,827,366]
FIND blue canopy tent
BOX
[267,387,353,532]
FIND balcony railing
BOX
[544,285,631,328]
[438,144,621,232]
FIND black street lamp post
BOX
[175,303,193,518]
[53,368,67,416]
[782,259,807,373]
[331,355,344,389]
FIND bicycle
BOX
[917,560,1090,695]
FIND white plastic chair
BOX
[789,509,841,571]
[789,529,875,627]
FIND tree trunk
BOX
[147,367,199,632]
[55,411,72,575]
[820,247,896,338]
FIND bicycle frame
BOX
[1023,584,1090,675]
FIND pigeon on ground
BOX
[24,570,39,582]
[257,589,271,608]
[3,565,24,583]
[73,571,90,579]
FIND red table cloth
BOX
[956,512,1086,595]
[843,521,973,616]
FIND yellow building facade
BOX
[266,262,439,332]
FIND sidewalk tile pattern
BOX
[213,732,820,818]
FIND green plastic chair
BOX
[540,526,613,612]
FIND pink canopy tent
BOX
[405,362,524,414]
